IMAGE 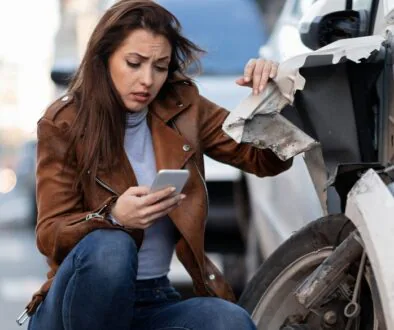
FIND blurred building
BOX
[0,0,61,140]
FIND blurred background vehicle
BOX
[260,0,315,61]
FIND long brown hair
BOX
[67,0,204,188]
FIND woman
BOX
[25,1,292,329]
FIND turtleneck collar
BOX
[125,108,148,128]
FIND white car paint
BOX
[345,169,394,328]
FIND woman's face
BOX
[108,28,172,112]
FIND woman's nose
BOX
[140,68,153,87]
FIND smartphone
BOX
[150,169,190,194]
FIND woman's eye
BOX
[127,61,140,68]
[155,66,169,72]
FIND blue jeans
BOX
[28,229,256,330]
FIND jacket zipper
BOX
[85,204,107,221]
[95,177,120,196]
[192,159,210,220]
[69,204,108,225]
[69,177,119,226]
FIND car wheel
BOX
[238,214,384,329]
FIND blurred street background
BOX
[0,0,293,328]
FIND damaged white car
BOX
[226,0,394,329]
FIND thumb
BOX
[235,77,252,87]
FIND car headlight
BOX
[0,168,17,194]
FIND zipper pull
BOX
[16,309,29,326]
[85,204,108,222]
[85,213,104,221]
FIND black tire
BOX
[238,214,354,314]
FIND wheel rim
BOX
[251,247,381,329]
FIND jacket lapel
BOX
[148,112,195,171]
[148,89,195,171]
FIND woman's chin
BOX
[124,101,148,112]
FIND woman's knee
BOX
[75,229,138,279]
[187,297,256,330]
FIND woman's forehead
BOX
[117,29,172,58]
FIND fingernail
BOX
[244,76,250,82]
[170,187,176,192]
[253,89,258,95]
[269,73,275,78]
[259,85,264,93]
[180,194,186,199]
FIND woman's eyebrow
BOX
[127,52,170,61]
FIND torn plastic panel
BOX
[223,35,385,161]
[222,34,385,213]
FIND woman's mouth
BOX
[132,92,151,103]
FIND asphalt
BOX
[0,227,46,330]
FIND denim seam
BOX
[63,270,79,330]
[74,245,85,271]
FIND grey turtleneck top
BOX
[110,109,176,280]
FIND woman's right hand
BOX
[110,186,185,229]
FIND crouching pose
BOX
[25,1,292,329]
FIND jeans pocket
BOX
[162,287,182,301]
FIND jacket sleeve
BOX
[198,95,293,177]
[35,118,117,263]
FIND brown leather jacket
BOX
[26,80,292,314]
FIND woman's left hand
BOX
[236,58,278,95]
